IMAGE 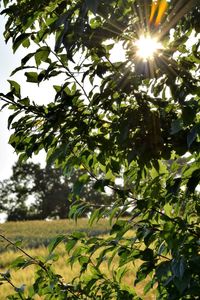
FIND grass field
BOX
[0,219,156,299]
[0,218,111,250]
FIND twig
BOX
[0,272,24,300]
[0,234,81,299]
[0,234,47,271]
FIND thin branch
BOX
[158,254,171,261]
[0,97,23,109]
[0,234,47,271]
[0,273,24,300]
[46,42,90,102]
[0,234,81,299]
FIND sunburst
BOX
[134,35,163,61]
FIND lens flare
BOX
[135,35,162,61]
[149,0,168,27]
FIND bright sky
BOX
[0,16,52,181]
[0,16,19,181]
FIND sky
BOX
[0,15,53,222]
[0,16,19,181]
[0,16,55,181]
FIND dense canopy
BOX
[0,0,200,299]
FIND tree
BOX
[0,0,200,299]
[0,161,111,220]
[0,161,71,220]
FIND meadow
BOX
[0,219,111,250]
[0,219,156,299]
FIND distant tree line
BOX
[0,161,112,221]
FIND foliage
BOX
[0,161,112,221]
[0,0,200,299]
[1,222,151,300]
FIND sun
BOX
[135,35,162,61]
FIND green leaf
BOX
[156,261,170,279]
[135,262,154,285]
[8,111,21,129]
[115,267,128,283]
[10,256,27,270]
[89,208,102,226]
[21,52,35,65]
[110,220,127,235]
[187,125,200,148]
[45,253,59,263]
[110,158,120,173]
[51,13,68,30]
[35,46,50,67]
[140,248,154,261]
[22,37,30,48]
[8,80,21,98]
[171,257,185,279]
[48,235,66,253]
[73,180,84,195]
[19,97,30,106]
[186,169,200,194]
[173,274,190,294]
[53,85,62,93]
[71,231,86,240]
[25,72,39,83]
[54,20,68,52]
[73,174,90,195]
[171,119,183,134]
[65,239,77,253]
[13,33,30,52]
[144,280,154,295]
